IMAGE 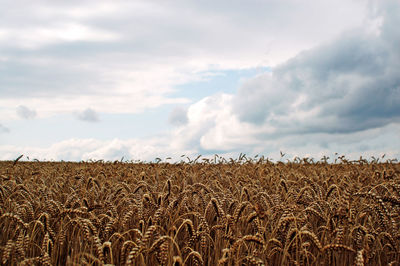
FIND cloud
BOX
[76,108,100,122]
[168,93,262,152]
[0,138,197,162]
[168,106,188,126]
[0,0,368,120]
[16,105,37,119]
[233,0,400,136]
[165,0,400,156]
[0,124,398,161]
[0,124,10,133]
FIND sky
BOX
[1,0,399,162]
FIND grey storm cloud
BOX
[0,124,10,133]
[168,106,188,126]
[77,108,100,122]
[234,0,400,135]
[16,105,37,119]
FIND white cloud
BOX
[1,123,398,161]
[0,138,197,162]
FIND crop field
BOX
[0,157,399,265]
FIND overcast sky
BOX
[1,0,399,162]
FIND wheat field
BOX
[0,157,399,265]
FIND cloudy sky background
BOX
[1,0,399,162]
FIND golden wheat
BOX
[0,158,399,265]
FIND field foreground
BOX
[0,160,399,265]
